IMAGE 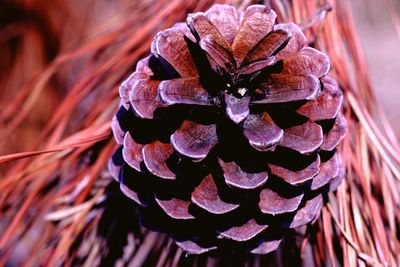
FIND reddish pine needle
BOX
[0,0,399,266]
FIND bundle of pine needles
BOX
[0,0,399,266]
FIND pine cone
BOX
[109,4,347,255]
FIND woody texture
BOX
[109,4,347,255]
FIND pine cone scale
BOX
[296,77,343,120]
[129,79,163,119]
[269,155,321,185]
[250,238,282,254]
[258,187,304,215]
[280,121,324,154]
[310,153,340,190]
[218,158,269,190]
[320,113,347,150]
[153,29,199,78]
[242,112,283,151]
[218,219,268,242]
[243,29,290,65]
[232,6,276,65]
[142,141,176,180]
[191,173,240,215]
[159,77,219,106]
[274,23,306,60]
[122,132,144,172]
[170,121,218,161]
[285,194,323,229]
[205,5,239,45]
[155,197,194,220]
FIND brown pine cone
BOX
[109,4,347,255]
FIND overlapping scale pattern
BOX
[109,4,347,255]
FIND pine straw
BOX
[0,0,399,266]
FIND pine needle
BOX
[0,0,399,266]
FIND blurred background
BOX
[351,0,400,130]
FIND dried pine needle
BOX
[0,0,399,266]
